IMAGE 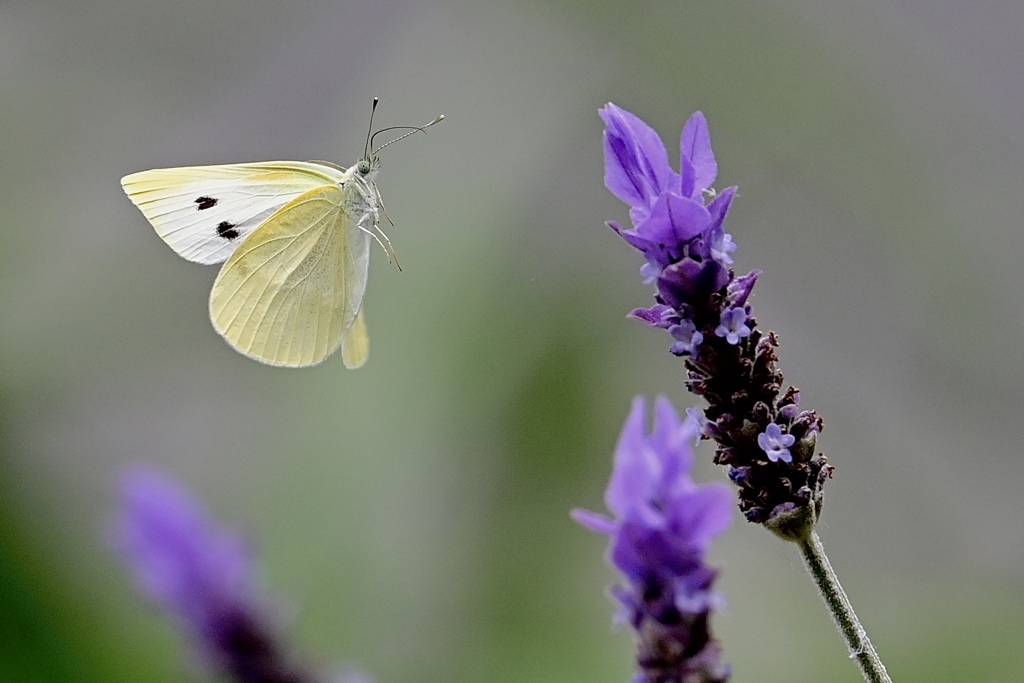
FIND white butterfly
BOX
[121,108,442,368]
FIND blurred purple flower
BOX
[113,467,312,683]
[573,397,732,683]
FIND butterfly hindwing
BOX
[208,183,372,368]
[121,162,346,265]
[341,308,369,369]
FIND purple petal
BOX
[657,258,730,309]
[570,508,617,535]
[609,220,663,263]
[650,396,694,486]
[640,193,711,245]
[628,305,675,328]
[680,111,717,196]
[605,397,657,518]
[600,104,674,210]
[727,269,762,307]
[706,186,735,228]
[666,485,734,549]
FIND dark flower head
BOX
[573,397,732,683]
[114,467,313,683]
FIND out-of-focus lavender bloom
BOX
[573,397,732,683]
[113,467,312,683]
[601,104,832,536]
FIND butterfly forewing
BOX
[121,162,346,265]
[208,184,372,367]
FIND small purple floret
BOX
[714,308,751,345]
[757,423,796,463]
[669,319,703,357]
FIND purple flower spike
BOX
[572,397,732,683]
[714,307,751,345]
[114,467,314,683]
[601,105,833,533]
[757,423,796,464]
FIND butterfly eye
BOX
[357,159,371,175]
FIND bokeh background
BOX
[2,1,1023,681]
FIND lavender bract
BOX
[114,467,312,683]
[601,103,832,536]
[573,396,732,683]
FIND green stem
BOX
[798,531,893,683]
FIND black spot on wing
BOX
[195,196,218,210]
[216,221,240,240]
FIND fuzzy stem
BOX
[798,531,893,683]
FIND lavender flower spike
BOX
[601,104,831,536]
[113,467,313,683]
[573,396,733,683]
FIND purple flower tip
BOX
[714,307,751,345]
[601,104,737,307]
[757,423,796,463]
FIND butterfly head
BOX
[357,99,442,187]
[355,154,381,183]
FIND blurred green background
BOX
[2,1,1023,681]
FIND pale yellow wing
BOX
[208,184,371,367]
[121,161,346,265]
[341,308,369,369]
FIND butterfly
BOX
[121,104,443,368]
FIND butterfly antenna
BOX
[370,114,445,154]
[363,97,380,160]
